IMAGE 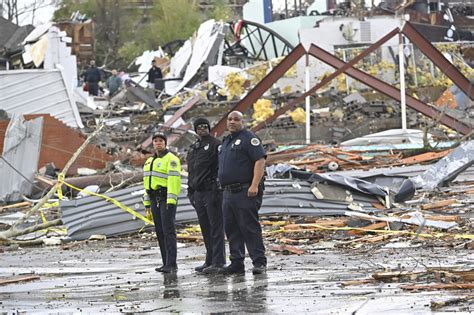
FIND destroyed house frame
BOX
[211,21,473,136]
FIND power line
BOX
[0,155,44,191]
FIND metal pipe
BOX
[411,44,418,87]
[402,21,473,100]
[399,32,407,130]
[211,44,307,136]
[252,28,400,132]
[307,44,471,135]
[305,54,311,144]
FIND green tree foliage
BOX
[206,0,235,22]
[53,0,95,21]
[119,0,205,64]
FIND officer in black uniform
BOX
[147,59,163,90]
[187,117,226,273]
[218,111,267,275]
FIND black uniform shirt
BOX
[218,129,266,187]
[148,66,163,83]
[85,66,101,83]
[187,135,221,192]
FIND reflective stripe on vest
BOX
[167,192,178,201]
[143,171,168,178]
[168,170,180,177]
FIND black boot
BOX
[194,263,209,272]
[252,264,266,275]
[202,264,225,274]
[220,263,245,275]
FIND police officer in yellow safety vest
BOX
[143,132,181,273]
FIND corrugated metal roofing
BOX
[0,69,83,128]
[334,164,474,183]
[61,179,382,240]
[61,185,196,240]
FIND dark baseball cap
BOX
[152,132,167,143]
[193,117,210,131]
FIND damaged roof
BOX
[0,69,84,128]
[0,17,34,55]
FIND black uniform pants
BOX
[88,82,99,96]
[192,189,226,266]
[149,192,177,268]
[222,190,266,266]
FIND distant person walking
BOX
[85,60,101,96]
[106,69,122,97]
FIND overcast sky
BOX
[14,0,56,26]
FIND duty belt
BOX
[222,182,250,193]
[194,178,217,191]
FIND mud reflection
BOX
[162,273,180,299]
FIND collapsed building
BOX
[0,2,473,312]
[0,0,473,250]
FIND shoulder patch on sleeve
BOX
[170,160,178,168]
[251,138,260,146]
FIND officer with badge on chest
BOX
[218,111,267,275]
[143,132,182,273]
[187,117,226,274]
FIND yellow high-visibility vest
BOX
[143,151,181,206]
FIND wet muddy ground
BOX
[1,238,472,313]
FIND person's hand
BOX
[167,204,177,212]
[248,184,258,197]
[145,207,153,221]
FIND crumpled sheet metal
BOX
[346,210,458,230]
[0,115,43,203]
[411,140,474,190]
[61,179,381,240]
[309,173,388,197]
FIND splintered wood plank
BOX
[399,150,451,165]
[401,283,474,291]
[0,202,31,212]
[284,219,348,230]
[347,222,388,236]
[269,245,305,255]
[421,199,457,210]
[0,275,40,286]
[425,215,459,222]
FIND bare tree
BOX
[1,0,49,25]
[1,0,19,23]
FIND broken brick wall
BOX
[0,114,112,175]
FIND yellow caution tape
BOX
[267,224,474,240]
[39,209,67,234]
[58,178,154,226]
[33,173,152,238]
[40,209,47,224]
[42,201,60,208]
[57,173,65,200]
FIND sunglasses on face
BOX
[196,124,209,130]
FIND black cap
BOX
[193,117,210,131]
[152,132,167,144]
